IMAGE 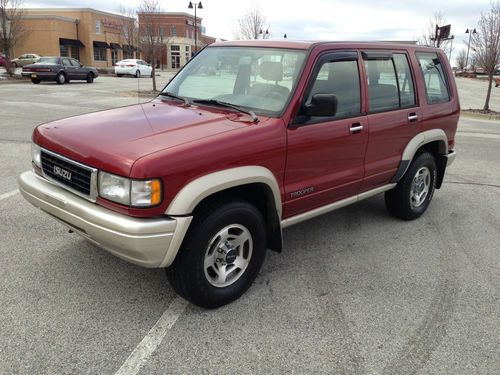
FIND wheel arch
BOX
[392,129,448,184]
[165,166,283,253]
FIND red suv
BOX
[19,41,459,308]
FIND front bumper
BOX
[18,171,192,268]
[445,150,456,167]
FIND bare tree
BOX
[234,2,268,40]
[455,49,467,70]
[420,11,453,56]
[116,5,139,59]
[0,0,27,76]
[138,0,165,91]
[470,1,500,111]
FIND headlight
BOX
[31,143,41,168]
[98,172,130,205]
[98,171,162,207]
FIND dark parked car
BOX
[21,57,98,84]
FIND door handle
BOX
[408,113,418,122]
[350,123,364,133]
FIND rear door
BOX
[361,50,421,191]
[283,51,368,218]
[61,58,76,79]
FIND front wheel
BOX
[31,78,40,84]
[166,200,267,308]
[86,72,94,83]
[385,151,437,221]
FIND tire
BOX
[166,200,267,308]
[12,62,17,68]
[31,78,40,84]
[385,151,437,221]
[135,70,141,78]
[117,74,123,77]
[86,72,94,83]
[56,72,66,85]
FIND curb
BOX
[460,111,500,121]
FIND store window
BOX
[94,46,106,61]
[60,44,69,57]
[171,45,180,69]
[171,26,177,36]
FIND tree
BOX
[234,2,268,40]
[470,1,500,111]
[420,11,453,56]
[0,0,27,76]
[116,5,139,60]
[455,49,467,70]
[138,0,165,91]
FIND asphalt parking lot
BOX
[0,75,499,374]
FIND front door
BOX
[283,51,368,218]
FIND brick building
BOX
[12,8,140,67]
[138,12,217,70]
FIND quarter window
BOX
[306,59,361,119]
[416,52,450,104]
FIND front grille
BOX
[41,150,93,197]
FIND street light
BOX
[465,28,477,71]
[188,1,203,55]
[259,29,269,39]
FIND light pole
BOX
[448,35,454,61]
[259,29,269,39]
[465,28,477,71]
[188,1,203,55]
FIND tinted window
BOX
[38,57,60,64]
[62,58,72,67]
[393,54,416,107]
[365,59,400,112]
[307,59,361,118]
[416,52,450,104]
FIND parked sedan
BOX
[22,57,98,84]
[115,59,153,78]
[11,53,40,67]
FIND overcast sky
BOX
[24,0,494,63]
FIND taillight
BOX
[127,64,135,67]
[34,68,51,72]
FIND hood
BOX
[33,99,250,176]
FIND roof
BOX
[210,40,435,51]
[24,8,135,21]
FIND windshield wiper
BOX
[192,99,259,123]
[159,91,190,106]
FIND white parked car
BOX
[114,59,153,78]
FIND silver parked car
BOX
[11,53,41,67]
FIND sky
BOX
[24,0,495,64]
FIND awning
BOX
[123,45,137,52]
[59,38,84,47]
[110,43,122,50]
[93,41,110,49]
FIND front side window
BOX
[306,59,361,119]
[62,58,72,67]
[416,52,450,104]
[164,47,307,115]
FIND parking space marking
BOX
[457,132,500,139]
[114,297,188,375]
[0,189,19,201]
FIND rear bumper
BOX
[115,67,136,75]
[445,150,456,167]
[21,72,57,80]
[18,171,192,268]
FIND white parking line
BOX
[114,297,188,375]
[0,189,19,201]
[457,132,500,139]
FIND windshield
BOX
[37,57,59,64]
[163,47,307,116]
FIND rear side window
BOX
[307,59,361,119]
[416,52,450,104]
[364,52,416,112]
[62,58,72,67]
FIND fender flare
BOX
[165,166,282,218]
[392,129,448,183]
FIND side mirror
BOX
[305,94,338,117]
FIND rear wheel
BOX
[86,72,94,83]
[135,70,141,78]
[116,74,123,77]
[166,200,267,308]
[56,72,66,85]
[31,78,40,84]
[385,152,437,221]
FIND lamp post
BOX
[188,1,203,55]
[259,29,269,39]
[448,35,454,61]
[465,28,477,71]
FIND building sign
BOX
[102,18,122,30]
[185,19,201,27]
